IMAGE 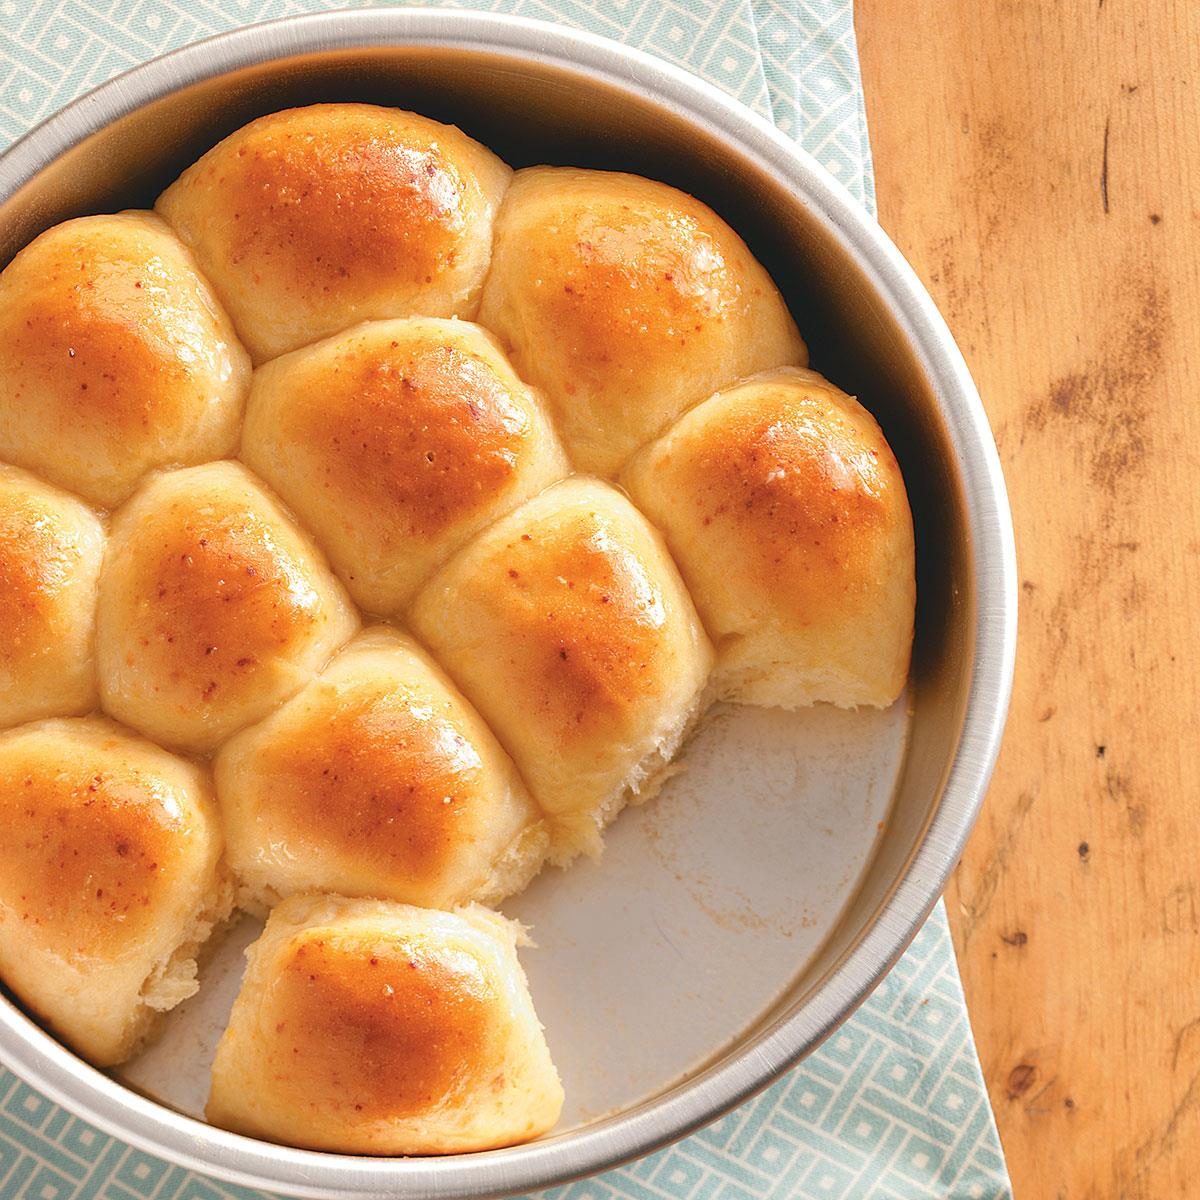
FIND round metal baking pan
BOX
[0,10,1017,1199]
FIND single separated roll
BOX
[157,104,512,362]
[0,213,249,508]
[622,367,915,709]
[97,461,358,753]
[207,894,563,1154]
[410,478,714,860]
[0,465,105,731]
[215,627,548,913]
[477,167,807,476]
[242,318,568,614]
[0,717,232,1066]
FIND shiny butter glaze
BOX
[478,167,806,476]
[97,462,357,753]
[0,466,104,730]
[242,319,567,614]
[312,343,527,539]
[207,897,563,1154]
[0,213,248,508]
[686,384,899,611]
[0,735,190,960]
[214,628,544,911]
[135,507,319,691]
[0,472,95,657]
[244,681,484,881]
[622,367,915,708]
[0,717,226,1066]
[481,510,670,740]
[265,930,497,1121]
[221,135,465,291]
[217,628,549,907]
[157,105,512,362]
[410,478,714,845]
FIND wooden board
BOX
[855,3,1200,1196]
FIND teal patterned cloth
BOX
[0,3,1011,1197]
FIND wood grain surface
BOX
[855,3,1200,1197]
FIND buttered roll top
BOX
[157,104,513,362]
[215,628,547,913]
[623,368,915,709]
[242,318,568,614]
[0,213,250,508]
[0,717,230,1066]
[0,465,105,731]
[96,461,358,753]
[206,895,563,1154]
[410,477,714,861]
[478,167,807,476]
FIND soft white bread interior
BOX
[215,627,549,914]
[157,104,512,363]
[622,367,915,709]
[0,716,232,1066]
[0,465,105,731]
[0,212,249,508]
[96,461,358,753]
[409,477,714,861]
[477,166,806,476]
[206,894,563,1154]
[241,318,568,615]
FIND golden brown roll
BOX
[622,367,915,709]
[0,717,231,1067]
[0,213,249,508]
[409,478,714,860]
[476,167,807,476]
[241,318,568,614]
[0,465,105,730]
[214,627,548,913]
[96,461,358,753]
[157,104,512,362]
[207,894,562,1153]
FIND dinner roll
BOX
[0,466,104,730]
[0,213,249,508]
[0,717,231,1066]
[242,319,568,614]
[477,167,807,476]
[157,104,512,362]
[410,478,713,860]
[215,627,548,913]
[97,461,357,753]
[622,368,915,709]
[207,894,562,1153]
